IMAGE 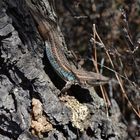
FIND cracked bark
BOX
[0,0,127,139]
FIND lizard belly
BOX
[45,42,76,82]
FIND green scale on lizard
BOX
[45,42,76,82]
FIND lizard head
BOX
[74,70,109,86]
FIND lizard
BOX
[25,1,110,93]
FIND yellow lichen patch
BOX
[31,98,53,138]
[60,96,90,131]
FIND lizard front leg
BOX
[60,81,76,95]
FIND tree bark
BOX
[0,0,127,139]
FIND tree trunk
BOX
[0,0,127,139]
